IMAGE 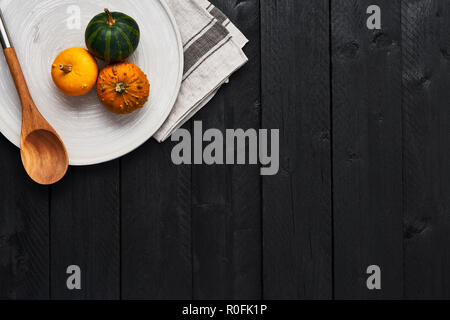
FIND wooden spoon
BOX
[0,10,68,185]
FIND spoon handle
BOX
[3,48,35,108]
[0,9,32,98]
[0,10,39,135]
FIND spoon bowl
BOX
[21,129,68,185]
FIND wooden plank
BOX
[332,0,403,299]
[402,0,450,299]
[0,137,49,299]
[50,163,120,299]
[261,0,332,299]
[121,140,192,299]
[191,0,261,299]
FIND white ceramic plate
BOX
[0,0,183,165]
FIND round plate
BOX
[0,0,183,165]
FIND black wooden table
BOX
[1,0,450,300]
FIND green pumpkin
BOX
[85,9,140,63]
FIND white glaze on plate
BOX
[0,0,183,165]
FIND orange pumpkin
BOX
[96,62,150,114]
[51,47,98,96]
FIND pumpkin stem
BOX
[115,82,126,94]
[59,64,72,73]
[104,8,116,26]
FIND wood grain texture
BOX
[261,0,332,299]
[121,140,192,299]
[2,0,450,301]
[191,0,261,300]
[50,163,120,299]
[332,0,403,299]
[402,0,450,299]
[0,137,49,299]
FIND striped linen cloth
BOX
[154,0,248,142]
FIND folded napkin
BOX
[154,0,249,142]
